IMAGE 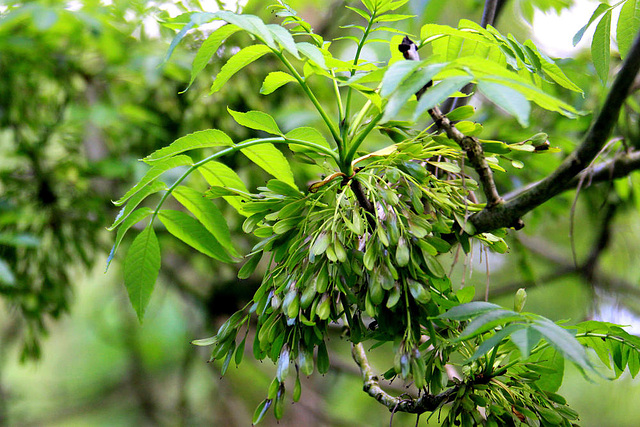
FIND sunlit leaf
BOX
[260,71,297,95]
[210,44,272,94]
[241,141,296,187]
[187,24,241,91]
[617,0,640,59]
[228,108,282,135]
[144,130,233,163]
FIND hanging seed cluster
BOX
[203,139,509,421]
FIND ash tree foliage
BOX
[109,0,640,425]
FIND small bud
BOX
[514,288,527,312]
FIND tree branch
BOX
[351,342,456,414]
[399,38,502,206]
[470,29,640,233]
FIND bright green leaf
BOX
[158,210,233,262]
[187,24,241,91]
[437,301,503,320]
[145,130,233,163]
[124,225,161,322]
[210,44,272,94]
[592,10,611,84]
[173,186,238,257]
[114,155,192,206]
[109,181,166,231]
[260,71,297,95]
[573,3,610,46]
[297,42,327,69]
[107,207,154,270]
[199,161,249,215]
[228,108,282,135]
[617,0,640,59]
[241,141,296,188]
[267,24,300,58]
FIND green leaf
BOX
[216,11,276,49]
[267,24,300,58]
[530,347,565,392]
[228,108,282,135]
[158,210,233,262]
[285,127,331,153]
[591,10,611,84]
[124,226,161,322]
[380,60,423,97]
[437,301,502,320]
[523,40,583,93]
[296,42,327,69]
[509,327,542,358]
[106,207,154,270]
[414,75,473,120]
[478,80,530,127]
[173,186,238,257]
[144,130,233,164]
[241,142,296,188]
[109,180,166,231]
[164,21,195,65]
[532,318,593,372]
[260,71,297,95]
[210,44,272,94]
[573,3,610,46]
[238,252,262,279]
[383,64,446,122]
[187,24,241,91]
[617,0,640,59]
[114,155,193,206]
[458,309,523,339]
[469,324,524,361]
[199,161,249,215]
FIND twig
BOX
[351,343,457,414]
[399,38,503,207]
[470,29,640,233]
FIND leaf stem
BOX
[273,51,343,150]
[344,111,384,171]
[150,137,339,225]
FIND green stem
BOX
[349,99,373,138]
[150,137,339,225]
[344,111,384,171]
[274,51,343,150]
[343,12,376,143]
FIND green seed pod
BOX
[396,237,410,267]
[514,288,527,312]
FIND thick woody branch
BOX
[399,37,502,207]
[470,29,640,233]
[351,343,456,414]
[502,150,640,200]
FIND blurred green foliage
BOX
[1,0,640,426]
